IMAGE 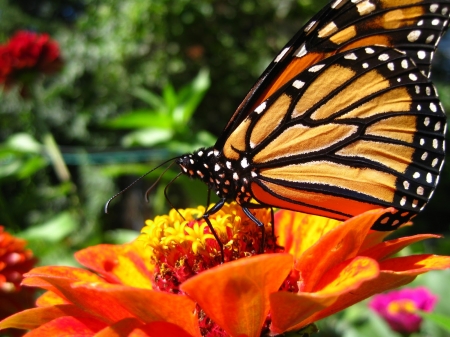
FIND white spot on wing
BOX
[401,59,409,69]
[344,53,357,60]
[430,4,439,13]
[432,19,440,26]
[387,62,395,71]
[295,43,307,58]
[275,47,289,63]
[214,164,220,171]
[304,20,317,33]
[365,47,375,54]
[430,102,437,112]
[255,102,267,114]
[403,181,410,190]
[409,73,418,81]
[309,64,325,72]
[241,157,249,168]
[357,1,376,15]
[292,80,305,89]
[407,30,421,42]
[417,50,426,59]
[378,53,389,61]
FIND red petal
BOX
[75,242,153,289]
[295,208,391,292]
[94,319,194,337]
[180,253,293,337]
[23,316,106,337]
[361,234,441,261]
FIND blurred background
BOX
[0,1,449,336]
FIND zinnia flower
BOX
[1,204,450,337]
[0,31,62,91]
[369,286,437,334]
[0,226,36,336]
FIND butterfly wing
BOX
[226,45,446,229]
[216,0,450,150]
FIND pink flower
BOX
[369,287,437,334]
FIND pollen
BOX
[138,202,276,294]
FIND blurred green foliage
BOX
[0,0,450,335]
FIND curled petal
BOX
[181,254,293,337]
[361,234,441,261]
[295,208,392,292]
[379,254,450,274]
[270,256,379,333]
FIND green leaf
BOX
[104,110,173,129]
[121,128,173,147]
[132,87,164,109]
[419,312,450,332]
[5,133,43,153]
[19,212,78,242]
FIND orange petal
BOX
[36,290,70,307]
[270,256,378,333]
[75,241,153,289]
[361,234,441,261]
[0,305,100,331]
[313,256,379,294]
[23,316,106,337]
[94,319,195,337]
[180,253,293,337]
[295,208,391,292]
[78,283,200,337]
[270,291,335,334]
[31,276,133,324]
[274,210,341,256]
[380,254,450,274]
[359,230,393,250]
[289,270,417,330]
[289,255,450,329]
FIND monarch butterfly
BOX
[174,0,448,244]
[104,0,448,256]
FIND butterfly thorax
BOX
[176,147,253,204]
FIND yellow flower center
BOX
[139,202,277,293]
[387,299,417,315]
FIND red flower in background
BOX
[0,31,62,90]
[0,226,37,336]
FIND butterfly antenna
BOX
[163,172,185,220]
[144,160,177,202]
[104,156,181,213]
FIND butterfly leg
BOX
[242,207,265,254]
[201,198,227,262]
